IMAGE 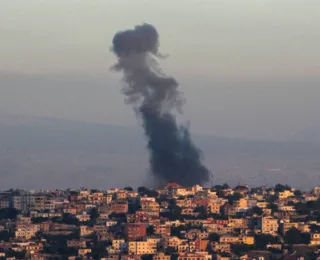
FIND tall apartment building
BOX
[141,201,160,212]
[258,217,279,235]
[125,223,147,241]
[207,203,221,214]
[312,186,320,197]
[15,224,40,240]
[111,201,128,214]
[112,239,127,252]
[33,195,46,211]
[12,193,35,212]
[233,198,248,210]
[0,197,10,209]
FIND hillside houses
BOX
[0,184,319,259]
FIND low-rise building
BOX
[310,233,320,245]
[128,241,156,255]
[153,253,171,260]
[67,240,86,248]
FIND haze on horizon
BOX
[1,0,320,141]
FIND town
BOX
[0,183,320,260]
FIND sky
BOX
[1,0,320,140]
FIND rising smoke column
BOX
[112,23,209,186]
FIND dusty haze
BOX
[1,0,320,189]
[1,0,320,140]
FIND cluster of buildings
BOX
[0,183,319,259]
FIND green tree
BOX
[275,184,291,192]
[146,190,159,198]
[124,187,133,191]
[194,206,207,219]
[227,193,243,204]
[211,184,228,197]
[251,206,263,215]
[89,208,100,221]
[138,186,149,194]
[32,217,49,223]
[310,224,320,232]
[142,255,153,260]
[0,230,13,241]
[222,183,229,189]
[167,204,182,221]
[165,246,177,254]
[294,189,303,197]
[251,187,262,194]
[254,234,280,250]
[231,244,253,255]
[267,247,282,254]
[211,185,223,191]
[147,225,155,235]
[284,228,310,245]
[128,201,141,214]
[266,194,278,203]
[61,213,79,225]
[267,203,279,213]
[6,249,26,258]
[108,212,126,221]
[171,225,186,237]
[208,232,220,242]
[0,208,19,220]
[91,242,108,259]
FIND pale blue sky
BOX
[1,0,320,139]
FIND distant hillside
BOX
[0,115,141,153]
[0,115,320,190]
[287,125,320,144]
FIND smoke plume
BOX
[112,23,209,186]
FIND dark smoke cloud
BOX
[112,23,209,186]
[112,23,159,56]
